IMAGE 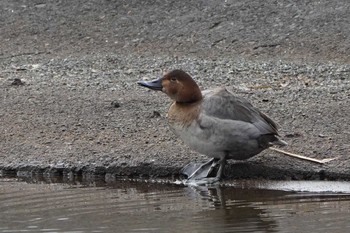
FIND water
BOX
[1,178,350,233]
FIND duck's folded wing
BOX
[201,88,278,135]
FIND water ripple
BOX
[1,179,350,232]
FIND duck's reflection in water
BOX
[183,185,286,232]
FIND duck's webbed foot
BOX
[181,158,225,185]
[181,158,219,179]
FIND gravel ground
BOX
[0,0,349,181]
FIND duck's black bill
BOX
[137,78,163,91]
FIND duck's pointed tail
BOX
[269,138,288,147]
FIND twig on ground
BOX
[269,147,337,164]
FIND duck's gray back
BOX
[201,87,278,136]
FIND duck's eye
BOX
[170,77,177,82]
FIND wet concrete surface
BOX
[0,0,350,181]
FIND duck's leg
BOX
[215,156,226,180]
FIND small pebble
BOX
[111,101,121,108]
[150,110,161,118]
[11,78,25,86]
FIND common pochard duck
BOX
[138,69,287,183]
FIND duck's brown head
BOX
[138,70,202,103]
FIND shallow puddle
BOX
[1,178,350,233]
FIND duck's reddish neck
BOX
[175,84,202,104]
